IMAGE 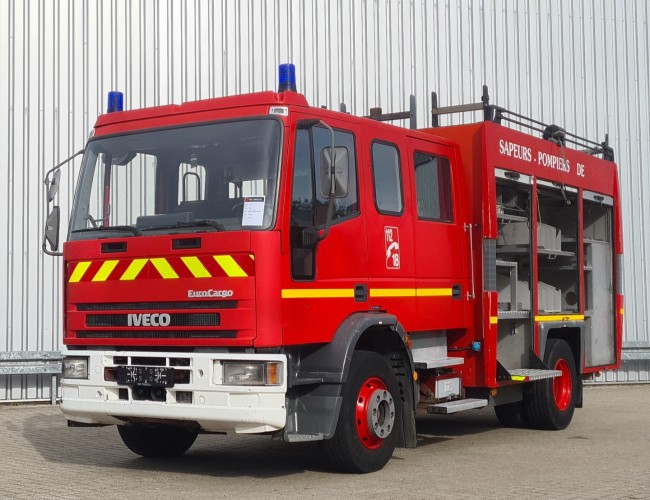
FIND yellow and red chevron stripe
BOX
[68,254,255,283]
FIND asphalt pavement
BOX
[1,385,649,499]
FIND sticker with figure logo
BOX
[385,226,400,269]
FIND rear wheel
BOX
[118,424,198,458]
[321,350,400,473]
[524,339,578,430]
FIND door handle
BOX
[452,284,462,300]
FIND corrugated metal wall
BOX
[1,0,648,400]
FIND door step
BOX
[413,357,465,370]
[425,398,488,415]
[284,433,324,443]
[507,369,562,382]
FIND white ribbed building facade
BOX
[1,0,648,401]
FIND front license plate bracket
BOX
[116,366,175,387]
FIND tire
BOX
[320,350,400,473]
[524,339,578,430]
[118,424,199,458]
[494,401,529,428]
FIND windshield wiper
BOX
[141,219,225,232]
[175,220,225,231]
[72,225,142,236]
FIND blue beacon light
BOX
[278,63,297,92]
[107,91,124,113]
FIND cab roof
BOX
[94,91,310,131]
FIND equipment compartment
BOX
[583,193,615,366]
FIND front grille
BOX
[77,330,237,339]
[77,301,236,311]
[86,313,219,327]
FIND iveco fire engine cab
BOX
[43,65,622,473]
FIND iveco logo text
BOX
[188,289,234,298]
[127,313,171,327]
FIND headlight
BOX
[222,361,283,386]
[62,357,89,379]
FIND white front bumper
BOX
[60,350,287,434]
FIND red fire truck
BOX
[43,65,622,473]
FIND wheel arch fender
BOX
[538,322,584,374]
[284,312,418,447]
[538,322,584,407]
[292,312,414,384]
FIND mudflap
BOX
[283,383,342,442]
[389,351,417,449]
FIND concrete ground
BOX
[0,385,648,499]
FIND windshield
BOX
[69,118,282,239]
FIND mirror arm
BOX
[300,192,335,248]
[320,193,336,242]
[319,120,337,241]
[43,205,62,256]
[321,123,336,196]
[41,238,62,257]
[43,149,84,189]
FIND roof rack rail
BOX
[363,95,418,130]
[431,85,615,162]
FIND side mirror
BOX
[47,169,61,202]
[42,148,84,257]
[43,206,61,254]
[319,146,349,198]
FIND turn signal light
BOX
[266,362,281,385]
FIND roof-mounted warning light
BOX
[278,63,297,93]
[107,91,124,113]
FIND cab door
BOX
[409,138,468,331]
[282,115,368,345]
[364,137,416,327]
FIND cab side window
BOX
[372,142,403,215]
[414,152,453,222]
[290,126,359,280]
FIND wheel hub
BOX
[355,377,396,449]
[366,388,395,439]
[553,358,572,411]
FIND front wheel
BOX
[118,424,199,458]
[320,350,400,473]
[524,339,578,430]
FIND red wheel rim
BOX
[553,359,572,411]
[355,377,389,450]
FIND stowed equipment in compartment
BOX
[494,169,534,373]
[534,180,580,316]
